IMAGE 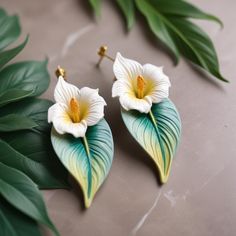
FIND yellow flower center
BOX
[69,98,80,123]
[136,75,146,99]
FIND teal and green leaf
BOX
[121,99,181,183]
[0,163,59,236]
[51,118,114,208]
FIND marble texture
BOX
[1,0,236,235]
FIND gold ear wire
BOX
[55,65,66,80]
[97,45,115,67]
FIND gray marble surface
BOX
[1,0,236,235]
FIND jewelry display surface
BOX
[2,0,235,235]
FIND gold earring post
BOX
[55,65,66,80]
[97,45,115,67]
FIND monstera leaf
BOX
[121,99,181,183]
[51,119,114,208]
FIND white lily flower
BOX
[112,53,171,113]
[48,76,106,138]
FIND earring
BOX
[48,66,114,208]
[97,46,181,184]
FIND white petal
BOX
[143,64,171,103]
[79,87,106,126]
[48,103,87,138]
[113,52,143,82]
[54,76,80,105]
[112,79,134,97]
[120,94,152,113]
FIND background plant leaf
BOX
[51,118,114,208]
[0,7,62,236]
[0,98,69,189]
[0,139,68,189]
[116,0,135,30]
[0,197,41,236]
[0,114,37,132]
[0,60,50,100]
[0,36,28,69]
[89,0,102,18]
[149,0,223,26]
[89,0,226,82]
[0,8,21,51]
[0,89,34,108]
[0,163,59,236]
[121,99,181,183]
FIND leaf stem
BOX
[148,110,166,173]
[82,136,92,198]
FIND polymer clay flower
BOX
[112,53,171,113]
[48,76,106,138]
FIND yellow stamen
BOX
[70,98,80,123]
[137,75,146,99]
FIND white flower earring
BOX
[48,66,114,208]
[97,46,181,184]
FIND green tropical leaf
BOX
[135,0,227,82]
[136,0,180,63]
[0,114,37,132]
[121,99,181,183]
[0,163,60,236]
[0,197,41,236]
[148,0,223,26]
[0,89,34,108]
[0,8,21,51]
[51,118,114,208]
[168,17,227,82]
[89,0,102,17]
[0,59,50,100]
[0,36,28,69]
[116,0,135,30]
[0,139,67,189]
[0,98,69,189]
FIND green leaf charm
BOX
[51,119,114,208]
[121,99,181,183]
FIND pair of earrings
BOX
[48,46,181,208]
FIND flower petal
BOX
[79,87,106,126]
[120,94,152,113]
[48,103,87,138]
[112,78,134,97]
[143,64,171,103]
[113,52,143,82]
[54,76,80,105]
